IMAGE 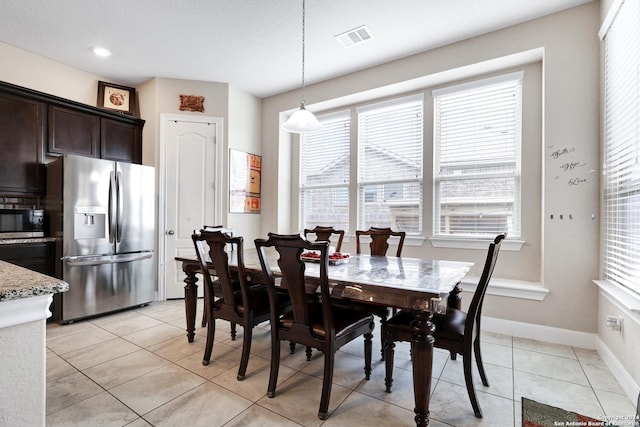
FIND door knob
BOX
[166,230,175,235]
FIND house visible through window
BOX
[299,96,423,235]
[357,95,424,233]
[299,112,351,233]
[298,75,525,240]
[433,72,523,239]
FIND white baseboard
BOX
[596,336,640,405]
[483,316,640,405]
[482,316,596,349]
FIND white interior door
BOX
[162,116,221,299]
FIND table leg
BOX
[411,310,435,427]
[181,263,200,343]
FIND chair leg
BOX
[230,322,237,340]
[318,349,335,420]
[305,346,313,361]
[237,322,252,381]
[201,299,208,328]
[379,310,388,360]
[267,336,281,398]
[364,330,373,380]
[473,337,489,386]
[383,339,395,393]
[289,341,296,354]
[463,352,483,418]
[202,316,216,366]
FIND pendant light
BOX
[282,0,322,133]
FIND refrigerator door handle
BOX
[62,252,153,266]
[108,171,117,243]
[116,170,124,244]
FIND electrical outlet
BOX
[605,315,622,332]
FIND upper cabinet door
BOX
[100,118,142,163]
[0,92,45,194]
[48,105,100,157]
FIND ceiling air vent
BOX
[334,25,373,48]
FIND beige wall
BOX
[227,84,263,242]
[262,3,601,333]
[0,42,99,105]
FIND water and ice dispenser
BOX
[73,206,106,239]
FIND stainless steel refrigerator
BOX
[46,154,155,323]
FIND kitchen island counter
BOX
[0,260,68,427]
[0,236,57,245]
[0,259,67,302]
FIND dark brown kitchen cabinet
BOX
[0,92,45,194]
[0,80,145,172]
[101,118,142,163]
[48,105,100,158]
[0,241,56,277]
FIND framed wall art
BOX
[97,81,135,115]
[179,94,205,112]
[229,149,261,213]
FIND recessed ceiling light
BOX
[92,47,112,57]
[334,25,373,48]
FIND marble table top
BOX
[0,261,68,302]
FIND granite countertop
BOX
[0,237,57,245]
[0,260,68,302]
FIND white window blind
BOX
[299,112,351,233]
[602,0,640,296]
[357,96,423,233]
[433,72,523,238]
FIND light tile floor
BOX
[45,300,636,427]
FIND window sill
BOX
[349,234,425,247]
[429,236,525,251]
[593,280,640,315]
[460,276,548,301]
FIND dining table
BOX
[175,249,473,427]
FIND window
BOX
[433,72,523,239]
[357,96,424,233]
[601,0,640,296]
[299,112,351,232]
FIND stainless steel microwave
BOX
[0,208,44,238]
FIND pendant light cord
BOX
[301,0,306,107]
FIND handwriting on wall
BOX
[548,145,594,187]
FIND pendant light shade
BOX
[282,0,321,134]
[282,103,322,133]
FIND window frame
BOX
[356,94,424,235]
[298,110,352,234]
[600,0,640,297]
[432,71,524,241]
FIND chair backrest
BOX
[255,233,333,335]
[355,227,406,257]
[192,230,248,311]
[465,234,505,336]
[303,226,345,252]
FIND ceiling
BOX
[0,0,593,98]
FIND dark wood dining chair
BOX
[352,226,407,358]
[192,230,291,380]
[198,225,234,329]
[382,234,506,418]
[303,226,345,252]
[255,233,374,420]
[355,226,406,257]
